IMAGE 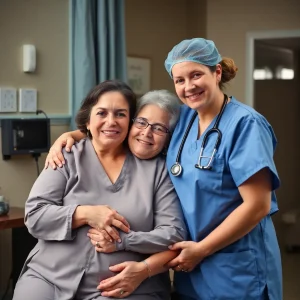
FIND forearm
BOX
[26,203,78,241]
[70,130,86,141]
[144,250,178,277]
[199,202,268,257]
[117,226,187,254]
[72,205,88,229]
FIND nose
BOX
[107,113,117,126]
[185,80,195,92]
[141,125,153,137]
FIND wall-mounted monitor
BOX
[1,118,50,160]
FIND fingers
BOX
[45,148,65,169]
[90,239,101,250]
[112,219,130,234]
[44,152,56,170]
[88,230,113,243]
[65,138,75,152]
[174,264,183,272]
[167,257,179,269]
[100,288,128,298]
[100,230,113,242]
[88,228,100,235]
[108,262,127,272]
[173,264,190,272]
[168,241,185,251]
[89,229,113,242]
[104,225,120,242]
[98,276,121,290]
[51,150,65,168]
[112,212,130,231]
[56,150,66,166]
[109,228,120,241]
[102,207,130,233]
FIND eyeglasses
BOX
[133,117,170,136]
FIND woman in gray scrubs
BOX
[13,81,186,300]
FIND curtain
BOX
[70,0,127,129]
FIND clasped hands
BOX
[87,226,207,298]
[87,227,149,298]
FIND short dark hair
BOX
[76,80,137,136]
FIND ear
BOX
[215,64,222,83]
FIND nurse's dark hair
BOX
[136,90,180,132]
[209,57,238,90]
[76,80,137,137]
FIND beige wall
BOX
[206,0,300,101]
[0,0,69,114]
[125,0,207,94]
[0,0,69,215]
[186,0,207,39]
[255,79,300,223]
[125,0,187,93]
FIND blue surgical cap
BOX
[164,38,222,78]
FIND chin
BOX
[131,147,160,160]
[132,151,151,160]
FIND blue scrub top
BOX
[167,97,282,300]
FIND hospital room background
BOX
[0,0,300,299]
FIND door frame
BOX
[245,29,300,107]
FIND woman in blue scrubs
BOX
[165,38,282,300]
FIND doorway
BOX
[246,30,300,299]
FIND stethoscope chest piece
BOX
[170,94,228,177]
[170,163,182,176]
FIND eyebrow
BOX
[173,70,204,79]
[138,117,169,128]
[96,107,128,112]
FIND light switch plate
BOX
[19,88,37,112]
[0,87,17,112]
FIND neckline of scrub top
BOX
[193,97,234,142]
[86,138,130,188]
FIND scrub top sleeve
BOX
[25,167,78,241]
[229,117,280,190]
[116,166,187,254]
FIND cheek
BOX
[175,85,183,96]
[129,127,139,139]
[89,120,98,130]
[155,136,167,151]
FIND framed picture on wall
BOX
[127,56,151,95]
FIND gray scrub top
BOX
[21,138,187,299]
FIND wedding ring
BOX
[120,290,124,295]
[96,242,100,248]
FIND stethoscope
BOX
[170,94,228,177]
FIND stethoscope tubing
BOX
[171,94,228,176]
